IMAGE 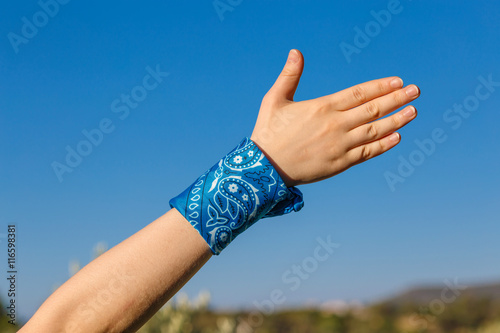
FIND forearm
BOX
[20,209,212,333]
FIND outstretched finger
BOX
[319,76,404,110]
[346,132,401,166]
[346,106,417,148]
[343,85,419,129]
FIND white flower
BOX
[228,184,238,193]
[220,232,228,242]
[233,155,243,164]
[248,151,254,157]
[242,194,249,201]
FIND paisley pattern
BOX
[169,137,304,254]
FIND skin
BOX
[20,49,419,332]
[251,49,419,186]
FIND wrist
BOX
[249,137,298,187]
[169,137,304,254]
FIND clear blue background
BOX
[1,0,499,323]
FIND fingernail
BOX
[390,77,403,89]
[388,132,400,143]
[402,105,416,118]
[405,85,419,98]
[287,49,299,64]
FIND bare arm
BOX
[21,49,419,332]
[20,209,211,333]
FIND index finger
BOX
[319,76,404,111]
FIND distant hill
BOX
[379,280,500,307]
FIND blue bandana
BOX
[170,137,304,254]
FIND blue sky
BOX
[1,0,499,323]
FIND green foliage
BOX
[136,292,500,333]
[0,298,21,332]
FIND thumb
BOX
[268,49,304,103]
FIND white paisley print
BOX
[169,137,304,255]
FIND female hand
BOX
[251,49,420,186]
